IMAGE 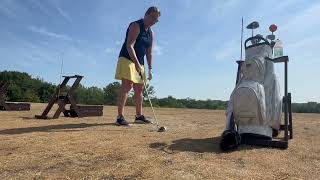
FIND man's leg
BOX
[133,83,143,116]
[117,79,133,117]
[133,83,151,124]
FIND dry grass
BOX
[0,103,319,179]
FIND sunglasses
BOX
[149,14,159,23]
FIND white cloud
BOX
[286,35,320,51]
[153,43,162,56]
[205,0,243,22]
[214,41,239,61]
[50,1,73,23]
[28,0,73,23]
[0,31,57,66]
[281,2,320,35]
[29,0,51,17]
[27,25,72,41]
[0,1,17,19]
[115,40,122,45]
[105,48,116,54]
[0,0,31,20]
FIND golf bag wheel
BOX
[220,130,241,151]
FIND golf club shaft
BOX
[140,72,160,128]
[240,17,243,61]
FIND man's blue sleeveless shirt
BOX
[119,19,152,65]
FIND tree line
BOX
[1,71,319,113]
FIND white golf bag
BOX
[220,22,292,151]
[231,40,282,138]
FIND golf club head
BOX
[246,21,259,29]
[250,34,263,45]
[256,34,263,42]
[269,24,277,33]
[247,21,259,38]
[158,126,166,132]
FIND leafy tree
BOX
[37,83,56,103]
[1,71,320,113]
[86,86,104,105]
[103,82,121,105]
[142,83,155,100]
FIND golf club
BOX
[138,69,166,132]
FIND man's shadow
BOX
[0,123,116,135]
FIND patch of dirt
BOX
[0,103,319,179]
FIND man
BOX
[114,7,160,126]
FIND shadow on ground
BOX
[0,123,115,135]
[150,136,222,154]
[150,137,269,154]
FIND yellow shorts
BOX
[115,57,146,84]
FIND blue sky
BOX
[0,0,319,103]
